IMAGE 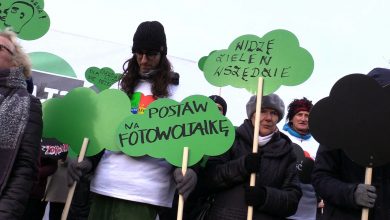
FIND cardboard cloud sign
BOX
[199,29,314,95]
[116,95,235,167]
[85,67,122,91]
[309,74,390,167]
[0,0,50,40]
[43,87,132,157]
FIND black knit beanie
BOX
[209,95,227,116]
[132,21,167,55]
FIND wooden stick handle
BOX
[361,167,373,220]
[247,78,264,220]
[177,147,189,220]
[61,138,89,220]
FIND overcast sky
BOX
[22,0,390,125]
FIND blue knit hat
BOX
[367,68,390,87]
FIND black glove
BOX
[67,158,93,186]
[174,168,197,201]
[245,185,266,207]
[245,153,261,173]
[354,184,377,208]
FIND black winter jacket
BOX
[204,119,301,220]
[312,145,390,220]
[0,96,42,219]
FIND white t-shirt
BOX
[284,131,319,160]
[91,81,183,207]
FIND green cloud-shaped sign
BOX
[85,67,122,91]
[116,95,235,167]
[43,87,131,156]
[199,29,314,95]
[0,0,50,40]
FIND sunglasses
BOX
[0,44,14,56]
[134,51,160,59]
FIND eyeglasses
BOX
[134,51,160,60]
[0,44,14,56]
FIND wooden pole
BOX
[177,147,189,220]
[361,167,373,220]
[247,78,264,220]
[61,138,89,220]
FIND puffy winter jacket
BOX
[0,96,42,219]
[312,145,390,220]
[204,119,301,220]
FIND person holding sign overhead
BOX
[68,21,197,220]
[312,68,390,220]
[204,94,301,220]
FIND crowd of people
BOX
[0,20,389,220]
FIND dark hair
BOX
[209,95,227,116]
[120,54,176,98]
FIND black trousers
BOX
[22,198,47,220]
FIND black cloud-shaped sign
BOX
[309,74,390,167]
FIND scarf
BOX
[139,70,180,85]
[258,132,274,146]
[283,123,311,140]
[0,67,30,190]
[139,69,158,80]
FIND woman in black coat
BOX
[0,29,43,219]
[204,94,301,220]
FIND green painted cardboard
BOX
[199,29,314,95]
[0,0,50,40]
[85,67,122,91]
[116,95,235,167]
[43,87,131,156]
